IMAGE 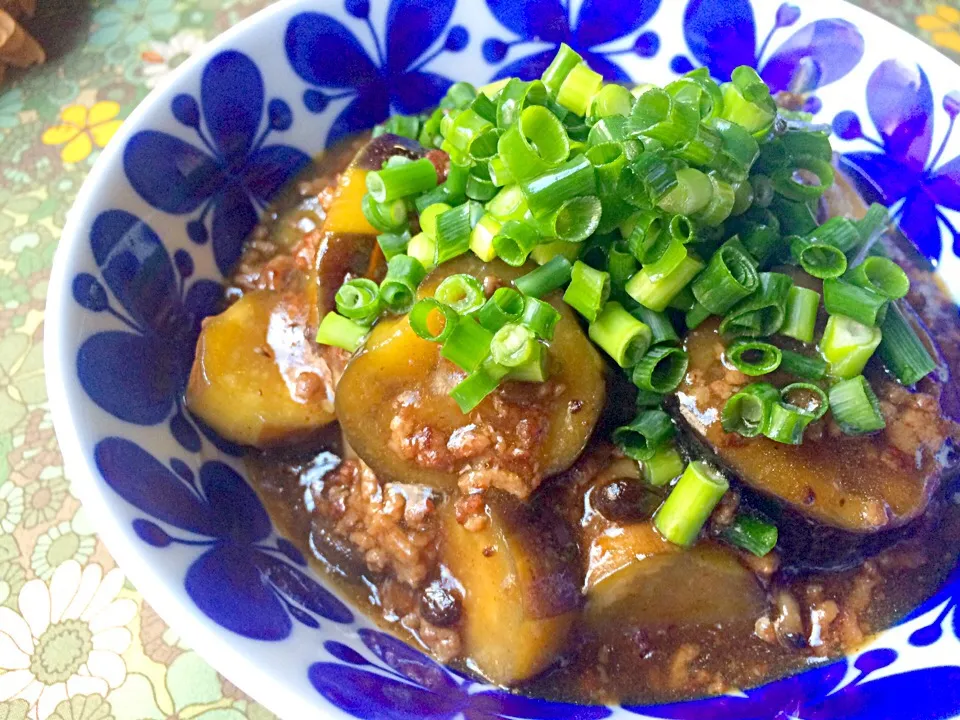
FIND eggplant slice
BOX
[671,316,952,532]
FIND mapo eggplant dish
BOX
[185,47,960,704]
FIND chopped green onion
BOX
[780,286,820,343]
[468,213,502,262]
[719,272,793,337]
[589,301,653,368]
[466,165,498,201]
[477,287,525,332]
[490,323,537,367]
[856,202,889,250]
[625,210,666,263]
[419,202,452,237]
[726,339,782,376]
[790,236,847,279]
[441,81,478,110]
[808,216,861,254]
[506,343,549,382]
[435,201,484,264]
[691,240,760,314]
[361,194,409,232]
[764,402,814,445]
[316,312,368,352]
[441,317,494,372]
[629,87,699,146]
[539,195,603,242]
[619,153,679,206]
[658,167,713,216]
[823,278,888,327]
[779,349,827,381]
[685,302,712,330]
[724,513,778,557]
[488,155,514,186]
[721,382,780,437]
[693,173,736,226]
[655,461,729,547]
[541,43,583,97]
[521,297,561,340]
[522,155,597,218]
[730,178,754,216]
[497,78,548,129]
[514,255,572,297]
[632,346,689,393]
[409,298,459,342]
[588,115,629,145]
[557,62,604,116]
[607,239,639,295]
[435,274,485,315]
[626,254,705,313]
[441,108,498,162]
[366,157,438,203]
[643,445,687,487]
[589,83,634,121]
[377,230,411,260]
[530,239,581,265]
[635,388,665,408]
[614,409,677,461]
[379,255,426,313]
[780,382,829,421]
[493,220,541,267]
[497,105,570,183]
[877,302,937,386]
[486,184,529,222]
[820,314,883,379]
[708,117,760,182]
[846,256,910,300]
[668,286,697,312]
[720,66,776,135]
[335,278,382,324]
[768,195,817,236]
[772,155,834,201]
[450,359,509,413]
[630,305,679,345]
[643,236,689,283]
[373,113,420,140]
[828,375,887,435]
[564,261,611,322]
[406,232,437,271]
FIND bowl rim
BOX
[43,0,960,718]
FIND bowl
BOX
[45,0,960,717]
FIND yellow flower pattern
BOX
[917,4,960,53]
[40,102,124,165]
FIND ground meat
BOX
[667,644,701,690]
[402,612,462,663]
[425,149,450,183]
[312,459,439,586]
[877,383,948,466]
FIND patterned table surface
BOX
[0,0,958,718]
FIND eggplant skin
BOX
[670,317,951,534]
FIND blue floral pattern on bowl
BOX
[46,1,960,718]
[285,0,468,145]
[832,60,960,265]
[673,0,864,114]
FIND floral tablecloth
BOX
[0,1,958,718]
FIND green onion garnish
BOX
[440,316,494,372]
[630,305,679,346]
[335,278,382,324]
[379,254,427,313]
[521,297,561,340]
[779,349,827,381]
[719,66,776,135]
[514,256,573,298]
[588,301,653,368]
[556,61,603,116]
[366,157,438,203]
[823,278,888,327]
[655,460,729,547]
[685,302,712,330]
[498,105,570,183]
[477,287,525,332]
[642,445,686,487]
[659,167,714,216]
[726,339,782,376]
[564,261,611,322]
[316,312,368,352]
[790,236,848,279]
[522,155,597,218]
[846,256,910,300]
[493,220,541,267]
[541,43,583,97]
[828,375,887,435]
[877,302,937,386]
[724,513,778,557]
[721,382,780,437]
[780,286,820,344]
[450,359,509,413]
[409,298,459,343]
[435,201,484,264]
[361,194,408,233]
[719,272,793,337]
[820,314,883,379]
[377,230,411,261]
[626,254,705,313]
[490,323,538,368]
[692,239,760,315]
[435,274,485,315]
[613,409,677,461]
[632,346,689,394]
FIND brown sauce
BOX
[205,137,960,706]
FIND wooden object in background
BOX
[0,0,43,84]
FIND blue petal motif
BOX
[124,50,309,275]
[285,0,464,146]
[484,0,662,82]
[865,60,933,172]
[76,211,220,428]
[681,0,757,82]
[309,628,613,720]
[96,437,352,639]
[760,19,864,94]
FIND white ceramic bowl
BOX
[46,1,960,717]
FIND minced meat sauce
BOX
[210,137,960,705]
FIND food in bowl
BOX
[183,45,960,704]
